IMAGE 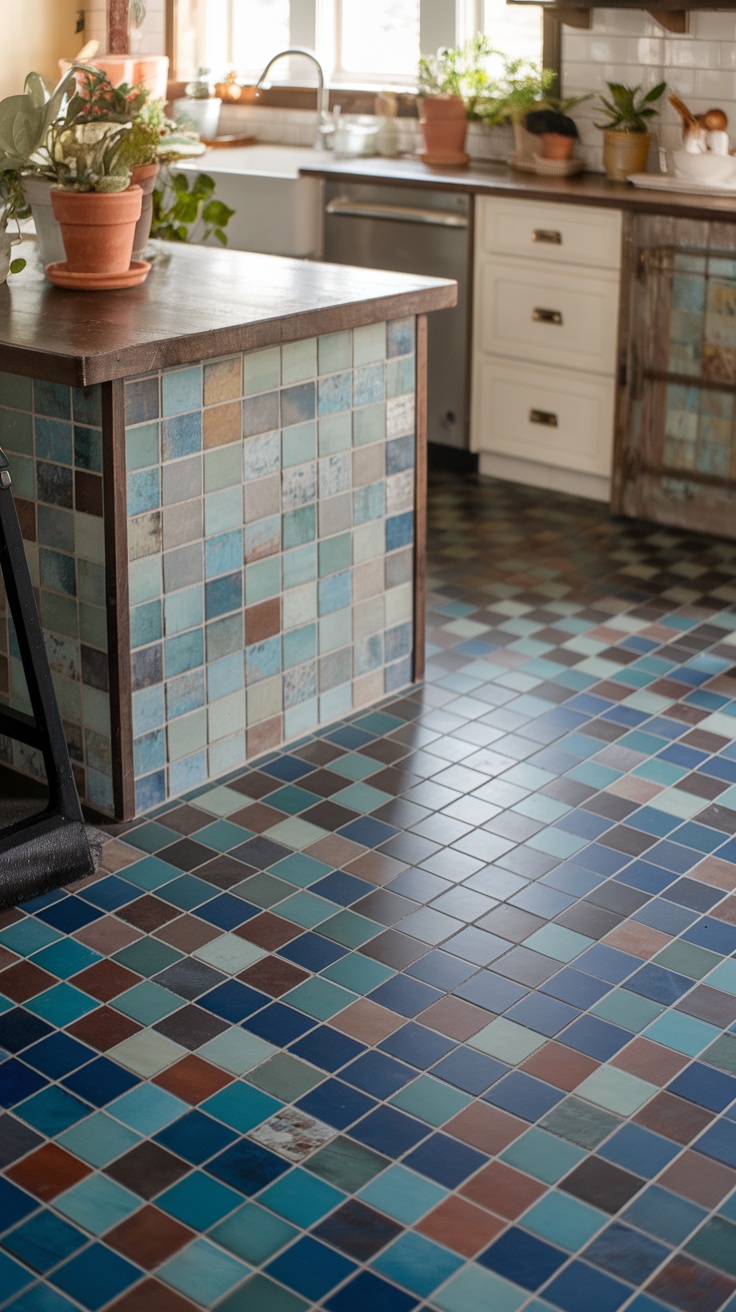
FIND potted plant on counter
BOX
[417,35,497,167]
[479,57,558,169]
[595,81,666,181]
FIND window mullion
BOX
[419,0,457,55]
[455,0,483,44]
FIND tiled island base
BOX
[0,320,419,819]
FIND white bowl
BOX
[671,149,736,185]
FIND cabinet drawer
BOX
[476,258,619,374]
[471,357,615,477]
[478,197,622,270]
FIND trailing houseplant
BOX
[595,81,666,180]
[0,171,28,283]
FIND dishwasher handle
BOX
[325,196,468,229]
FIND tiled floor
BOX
[2,472,736,1312]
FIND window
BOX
[180,0,543,88]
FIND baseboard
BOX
[427,443,479,475]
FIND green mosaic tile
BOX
[113,939,183,977]
[282,338,317,385]
[243,346,280,395]
[193,934,267,974]
[283,977,356,1020]
[357,1164,447,1225]
[500,1127,587,1184]
[540,1097,622,1150]
[276,891,338,929]
[653,940,723,979]
[701,1033,736,1074]
[318,910,384,948]
[332,782,393,813]
[469,1018,546,1064]
[246,1053,325,1101]
[233,872,298,908]
[521,1190,607,1251]
[390,1076,471,1127]
[576,1066,658,1116]
[265,818,328,851]
[306,1136,389,1192]
[591,989,665,1032]
[684,1216,736,1277]
[321,954,395,993]
[113,981,184,1025]
[218,1274,309,1312]
[210,1203,298,1265]
[326,753,383,781]
[432,1266,526,1312]
[319,331,352,374]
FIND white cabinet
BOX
[471,197,622,501]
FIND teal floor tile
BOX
[258,1167,345,1227]
[210,1203,298,1265]
[432,1265,527,1312]
[357,1165,447,1225]
[158,1237,249,1303]
[520,1190,608,1250]
[390,1075,471,1127]
[500,1127,587,1184]
[54,1176,140,1236]
[371,1230,463,1298]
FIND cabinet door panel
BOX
[472,357,615,477]
[476,258,620,374]
[479,197,622,270]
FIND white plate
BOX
[627,172,736,196]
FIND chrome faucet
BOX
[254,48,331,150]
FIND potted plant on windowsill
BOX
[417,35,497,167]
[595,81,666,181]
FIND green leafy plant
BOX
[595,81,666,133]
[0,69,77,175]
[479,56,558,125]
[150,170,234,245]
[418,35,499,120]
[0,170,28,274]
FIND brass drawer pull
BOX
[529,408,558,427]
[533,307,563,325]
[532,228,562,244]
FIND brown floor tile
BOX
[306,834,365,867]
[294,740,345,766]
[445,1102,526,1155]
[555,903,621,939]
[98,838,143,873]
[194,856,257,891]
[419,995,492,1041]
[461,1160,545,1218]
[155,916,222,952]
[330,999,404,1044]
[234,913,302,950]
[521,1041,599,1091]
[611,1037,689,1083]
[359,930,426,970]
[230,802,287,832]
[239,956,309,996]
[608,776,663,804]
[476,905,546,942]
[106,1205,194,1267]
[344,851,408,886]
[160,805,214,836]
[154,1005,229,1050]
[692,856,736,892]
[417,1195,506,1256]
[0,945,18,971]
[714,895,736,924]
[153,1054,234,1103]
[677,985,736,1028]
[107,1278,200,1312]
[0,960,57,1001]
[117,894,181,932]
[67,1005,142,1051]
[106,1142,191,1199]
[658,1151,736,1207]
[7,1143,91,1199]
[646,1254,736,1312]
[633,1090,714,1145]
[74,916,142,954]
[602,921,671,958]
[70,960,141,1003]
[352,889,417,926]
[560,1157,644,1213]
[229,769,281,799]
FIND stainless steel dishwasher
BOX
[323,181,472,452]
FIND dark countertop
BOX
[0,241,456,388]
[300,153,736,220]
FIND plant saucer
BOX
[45,260,151,290]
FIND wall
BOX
[562,7,736,172]
[2,0,79,98]
[84,0,166,55]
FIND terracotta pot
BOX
[541,133,575,161]
[50,185,142,276]
[59,56,169,98]
[129,162,160,260]
[603,130,652,181]
[419,95,469,168]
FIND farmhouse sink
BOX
[178,145,323,259]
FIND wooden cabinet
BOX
[471,197,623,501]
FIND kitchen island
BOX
[0,243,455,820]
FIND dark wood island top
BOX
[0,242,456,388]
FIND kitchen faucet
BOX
[254,48,331,150]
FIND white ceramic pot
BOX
[172,98,222,140]
[22,176,66,267]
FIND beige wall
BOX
[2,0,80,99]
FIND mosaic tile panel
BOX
[0,372,113,812]
[3,474,736,1311]
[124,323,417,816]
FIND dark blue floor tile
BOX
[478,1225,567,1289]
[406,950,475,990]
[0,1061,49,1109]
[484,1071,564,1121]
[342,1052,415,1099]
[198,980,267,1022]
[0,1177,39,1229]
[207,1139,290,1194]
[296,1079,377,1130]
[543,1258,632,1312]
[633,900,697,935]
[261,756,314,782]
[616,862,677,895]
[279,933,348,972]
[430,1048,508,1096]
[339,818,397,848]
[351,1105,428,1157]
[659,744,708,769]
[311,872,373,906]
[378,1023,455,1070]
[244,1003,316,1046]
[626,965,694,1005]
[403,1132,486,1188]
[324,1269,418,1312]
[645,841,698,875]
[541,969,611,1009]
[693,1120,736,1170]
[155,1109,238,1164]
[667,1062,736,1112]
[563,1015,632,1061]
[583,1222,671,1285]
[35,899,101,934]
[505,992,580,1037]
[622,1185,707,1246]
[0,1012,55,1056]
[13,1087,90,1135]
[78,876,141,912]
[597,1123,680,1178]
[575,944,641,985]
[50,1242,142,1310]
[266,1236,356,1302]
[21,1035,94,1081]
[3,1210,86,1272]
[61,1058,138,1107]
[369,976,442,1018]
[327,726,374,748]
[663,878,725,912]
[454,971,527,1012]
[0,1116,42,1169]
[195,893,259,929]
[682,919,736,956]
[289,1026,366,1073]
[575,845,629,876]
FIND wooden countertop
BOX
[0,242,456,388]
[301,153,736,220]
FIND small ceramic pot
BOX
[541,133,575,161]
[419,95,469,168]
[51,185,143,280]
[130,162,160,260]
[172,97,222,140]
[22,175,66,267]
[603,130,652,181]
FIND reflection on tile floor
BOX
[3,472,736,1312]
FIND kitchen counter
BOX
[0,243,455,819]
[300,153,736,221]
